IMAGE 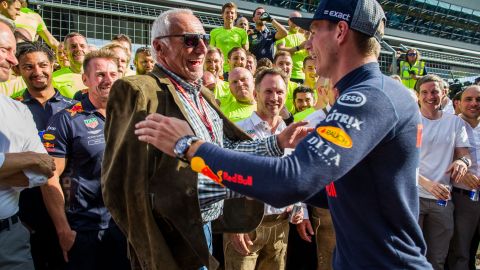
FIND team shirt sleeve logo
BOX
[336,91,367,107]
[317,126,353,148]
[191,156,253,187]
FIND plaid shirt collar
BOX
[156,63,202,94]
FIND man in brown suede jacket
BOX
[102,9,304,270]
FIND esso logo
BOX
[337,91,366,107]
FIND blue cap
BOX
[291,0,386,42]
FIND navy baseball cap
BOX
[291,0,386,42]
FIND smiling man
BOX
[134,0,434,268]
[103,8,306,270]
[12,41,76,270]
[209,2,248,75]
[41,49,130,269]
[52,32,89,98]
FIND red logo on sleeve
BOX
[326,182,337,198]
[416,124,423,148]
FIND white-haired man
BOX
[102,8,304,270]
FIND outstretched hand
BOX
[277,121,313,149]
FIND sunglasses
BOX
[407,53,417,56]
[156,33,210,48]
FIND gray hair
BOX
[0,15,15,32]
[150,8,193,60]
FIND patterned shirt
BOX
[158,64,283,222]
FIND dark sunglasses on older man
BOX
[155,33,210,48]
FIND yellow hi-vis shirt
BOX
[52,67,87,99]
[400,60,425,89]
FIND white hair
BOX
[150,8,194,60]
[0,14,15,32]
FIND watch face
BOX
[174,136,190,157]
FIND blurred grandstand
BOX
[30,0,480,85]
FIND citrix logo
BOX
[324,10,351,21]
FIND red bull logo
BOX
[191,157,224,186]
[191,157,253,187]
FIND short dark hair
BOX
[415,74,443,93]
[16,41,55,63]
[222,2,237,14]
[256,57,272,70]
[112,34,132,50]
[246,52,256,64]
[293,86,314,101]
[134,47,152,62]
[83,49,118,74]
[63,32,86,46]
[303,56,314,67]
[227,47,246,60]
[254,67,287,91]
[252,6,264,17]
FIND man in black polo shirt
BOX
[249,7,287,61]
[41,49,130,270]
[13,41,76,270]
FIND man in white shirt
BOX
[448,85,480,270]
[416,74,471,270]
[224,68,301,270]
[0,15,55,269]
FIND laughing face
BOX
[418,80,443,112]
[17,51,54,92]
[83,58,119,104]
[154,13,207,83]
[222,7,237,25]
[460,86,480,120]
[0,23,17,82]
[65,35,89,68]
[256,73,286,117]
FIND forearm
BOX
[0,171,28,187]
[189,140,331,208]
[41,177,71,234]
[0,153,35,179]
[272,19,288,39]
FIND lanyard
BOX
[168,78,216,142]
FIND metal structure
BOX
[31,0,480,81]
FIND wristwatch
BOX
[174,135,200,162]
[458,156,471,167]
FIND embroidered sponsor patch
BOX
[43,133,55,141]
[337,91,367,107]
[66,102,83,116]
[87,138,105,146]
[87,129,102,135]
[43,142,55,149]
[306,136,341,167]
[325,110,364,130]
[84,118,99,129]
[317,126,353,148]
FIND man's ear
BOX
[152,39,163,55]
[336,21,349,45]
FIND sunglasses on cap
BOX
[155,33,210,48]
[407,52,417,56]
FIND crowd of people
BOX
[1,0,480,269]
